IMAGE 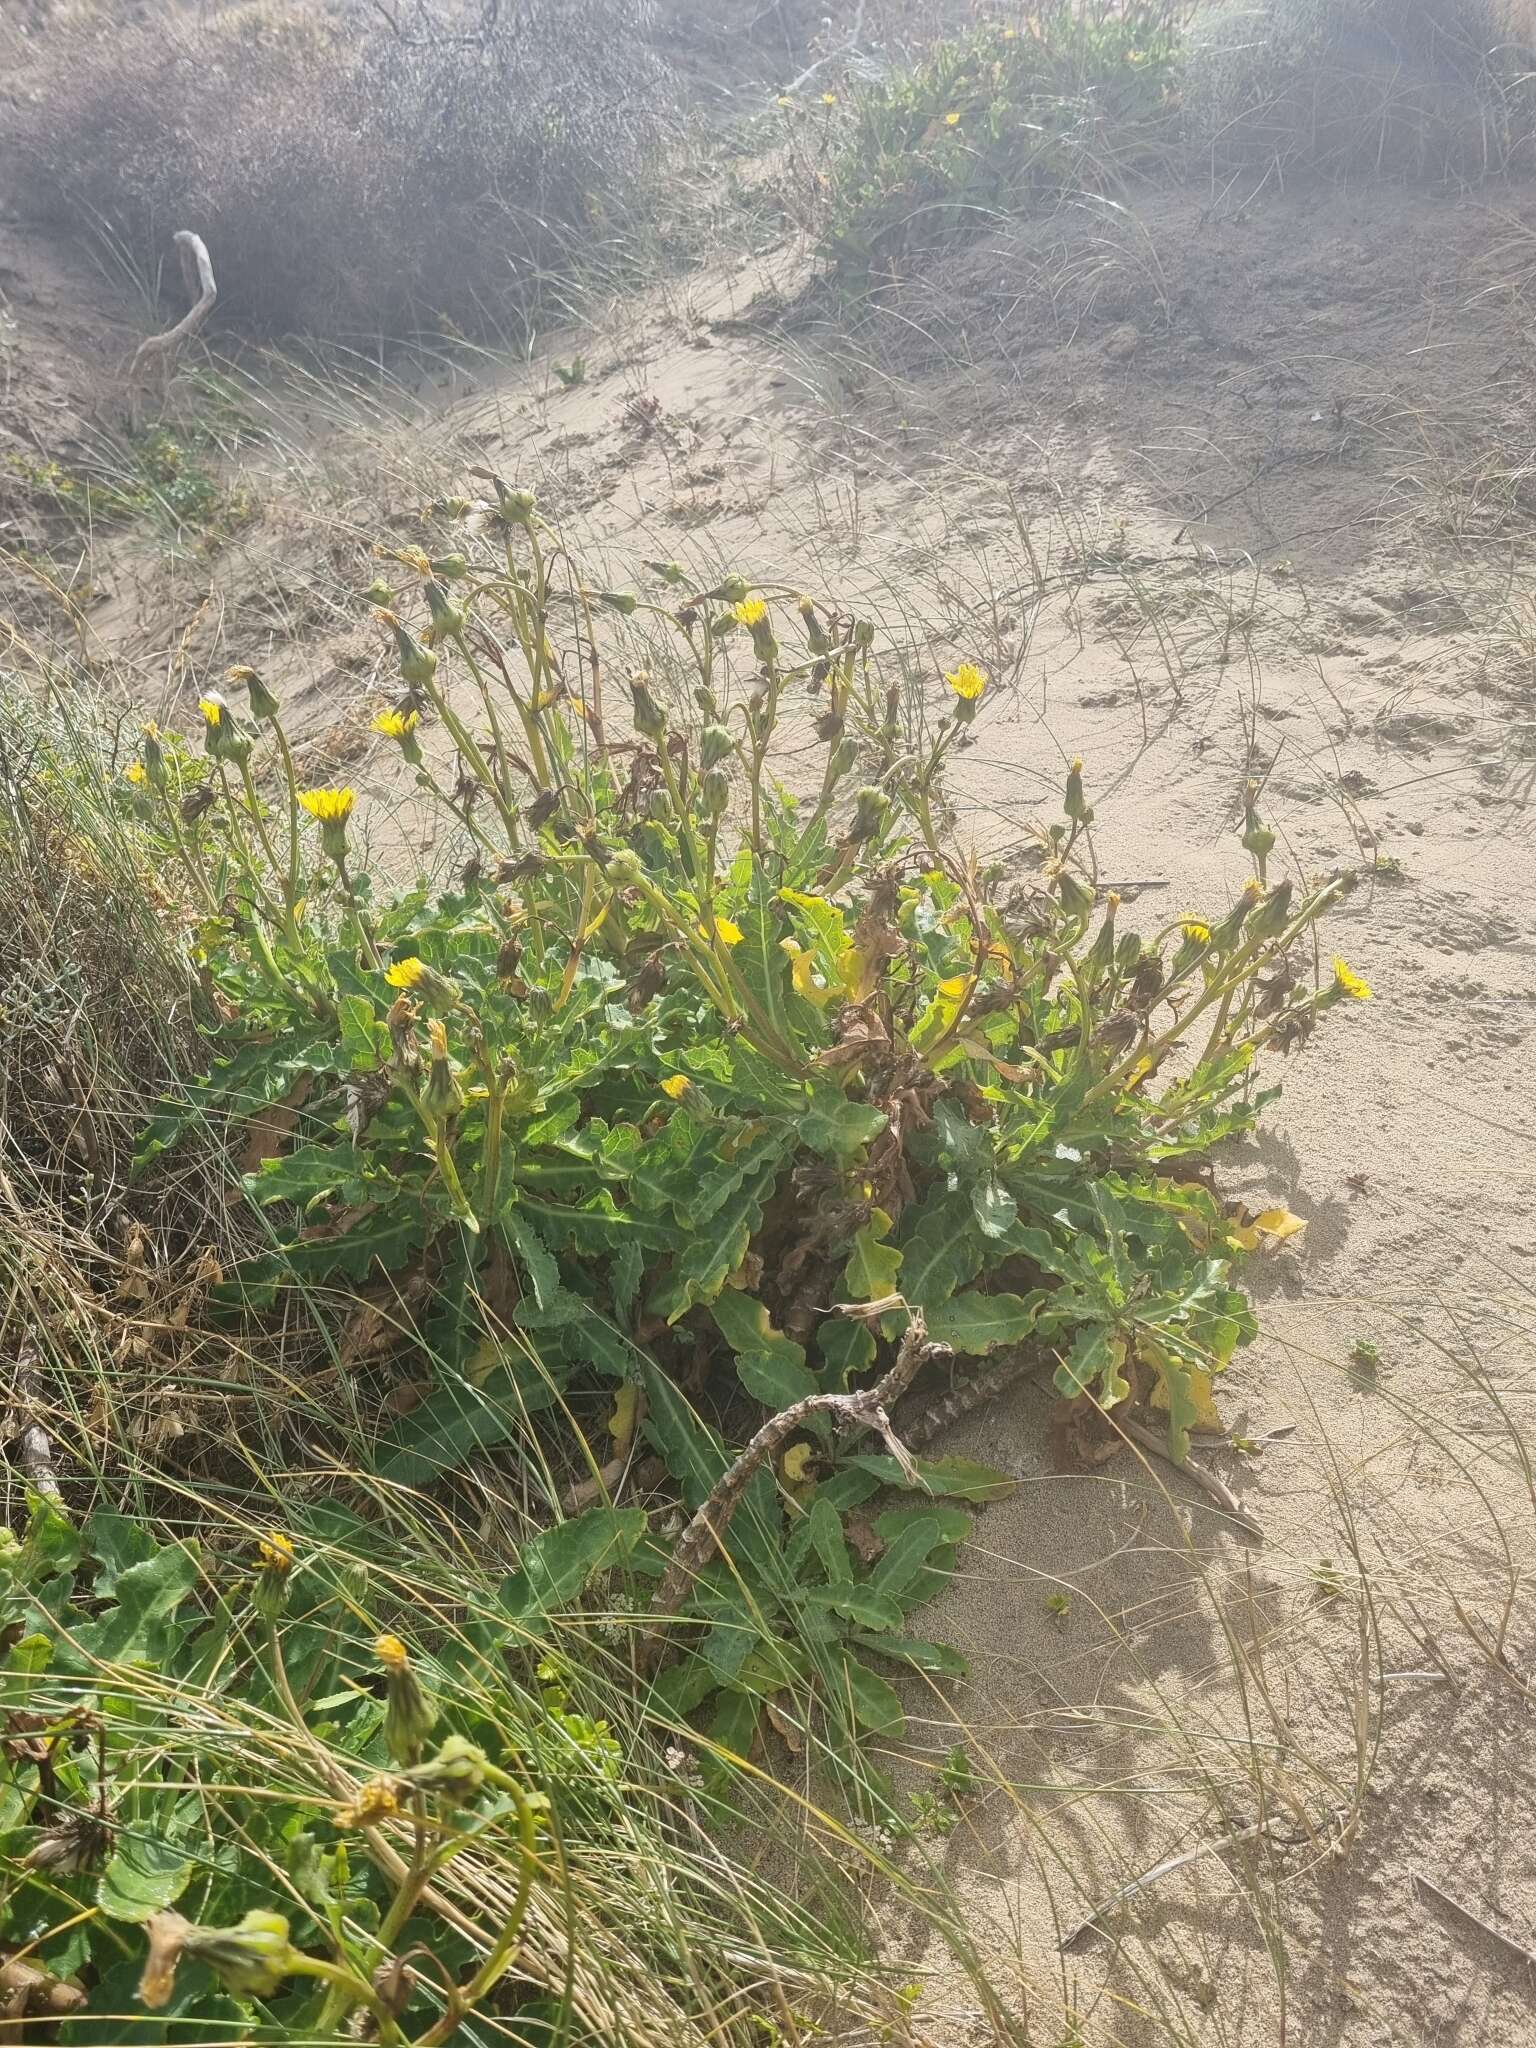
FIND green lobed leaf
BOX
[925,1288,1043,1355]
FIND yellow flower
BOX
[298,787,355,824]
[258,1532,295,1573]
[731,597,767,628]
[374,1633,410,1671]
[1181,920,1212,945]
[944,663,987,701]
[777,93,794,107]
[197,695,224,727]
[373,709,419,740]
[384,956,426,989]
[945,110,961,126]
[699,915,743,946]
[336,1777,400,1830]
[1333,957,1372,1001]
[821,91,837,105]
[659,1074,691,1101]
[125,760,147,786]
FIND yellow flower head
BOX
[659,1074,691,1101]
[373,709,419,740]
[374,1633,410,1672]
[197,694,226,728]
[384,956,426,989]
[700,915,743,946]
[336,1777,400,1830]
[821,91,837,105]
[945,663,988,701]
[298,787,355,825]
[125,760,147,786]
[945,110,961,126]
[732,598,768,628]
[1181,920,1212,946]
[1333,957,1372,1001]
[258,1532,295,1574]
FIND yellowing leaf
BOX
[1149,1361,1225,1434]
[781,1441,816,1489]
[1253,1207,1306,1242]
[608,1383,640,1448]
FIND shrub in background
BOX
[7,0,670,342]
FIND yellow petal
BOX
[1253,1207,1307,1241]
[608,1383,640,1448]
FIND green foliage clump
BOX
[794,4,1183,290]
[0,1488,856,2042]
[116,478,1368,1800]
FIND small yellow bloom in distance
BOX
[821,91,837,105]
[125,760,147,786]
[383,956,426,989]
[298,787,356,824]
[374,1633,410,1671]
[373,709,419,739]
[944,663,987,701]
[731,597,768,628]
[659,1074,691,1101]
[1181,920,1212,945]
[258,1532,295,1573]
[1333,957,1372,1001]
[945,110,961,126]
[700,915,744,946]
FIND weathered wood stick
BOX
[642,1306,949,1666]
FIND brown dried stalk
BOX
[642,1305,949,1668]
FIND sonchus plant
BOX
[127,477,1369,1784]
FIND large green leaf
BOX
[897,1188,986,1310]
[799,1090,888,1162]
[97,1822,193,1923]
[67,1542,201,1670]
[844,1207,901,1303]
[711,1290,816,1410]
[373,1364,561,1489]
[848,1633,968,1679]
[496,1507,647,1623]
[839,1654,905,1737]
[925,1288,1043,1355]
[800,1584,904,1632]
[845,1452,1018,1503]
[869,1513,949,1602]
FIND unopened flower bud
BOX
[1064,756,1093,826]
[251,1531,295,1623]
[397,1734,488,1805]
[376,1634,437,1767]
[699,724,734,770]
[423,579,465,642]
[1053,868,1096,920]
[629,674,666,739]
[365,576,395,608]
[701,765,730,816]
[421,1016,462,1121]
[596,588,638,616]
[850,785,890,843]
[227,665,281,724]
[716,574,750,606]
[430,553,469,581]
[377,610,438,690]
[141,724,167,791]
[1247,878,1293,942]
[827,736,858,783]
[182,1911,300,2002]
[605,848,643,886]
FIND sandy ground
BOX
[6,176,1536,2046]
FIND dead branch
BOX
[3,1338,64,1507]
[642,1306,948,1669]
[1117,1412,1264,1543]
[128,232,217,404]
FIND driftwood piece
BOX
[3,1338,64,1506]
[128,232,217,411]
[642,1305,949,1668]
